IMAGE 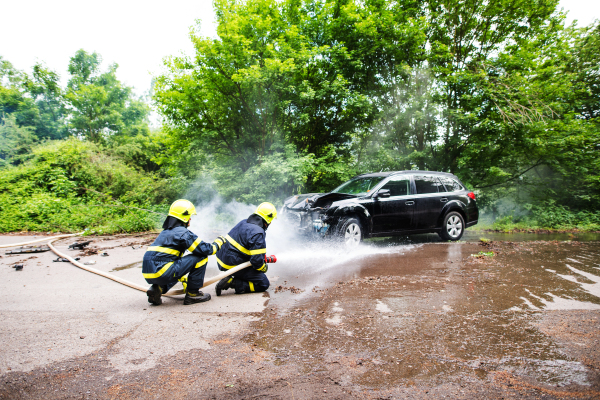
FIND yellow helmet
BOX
[254,202,277,224]
[168,199,197,223]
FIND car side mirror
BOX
[376,189,391,198]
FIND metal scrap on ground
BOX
[6,246,51,254]
[68,241,92,250]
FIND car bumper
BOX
[281,208,331,235]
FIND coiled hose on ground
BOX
[1,233,251,298]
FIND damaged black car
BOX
[280,171,478,245]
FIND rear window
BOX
[379,176,410,196]
[439,177,464,192]
[414,175,445,194]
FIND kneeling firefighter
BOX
[143,199,222,306]
[215,202,277,295]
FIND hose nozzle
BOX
[264,255,277,263]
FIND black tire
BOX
[338,217,362,247]
[439,211,465,241]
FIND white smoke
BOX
[184,175,298,255]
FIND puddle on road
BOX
[495,242,600,312]
[369,230,600,244]
[250,240,600,391]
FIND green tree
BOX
[65,49,150,143]
[0,113,37,166]
[0,57,40,130]
[154,0,427,197]
[27,63,68,140]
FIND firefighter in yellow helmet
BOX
[142,199,222,305]
[214,202,277,295]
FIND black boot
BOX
[147,284,163,305]
[184,289,211,305]
[215,277,233,296]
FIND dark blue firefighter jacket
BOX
[215,215,267,272]
[142,227,217,280]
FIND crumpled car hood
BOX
[283,192,357,210]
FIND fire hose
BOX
[2,234,271,298]
[0,233,82,248]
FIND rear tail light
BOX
[467,192,476,200]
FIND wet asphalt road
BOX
[1,232,599,399]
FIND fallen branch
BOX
[473,161,543,189]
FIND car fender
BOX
[437,200,467,228]
[329,202,371,230]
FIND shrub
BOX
[0,139,172,233]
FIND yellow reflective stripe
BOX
[224,234,266,256]
[143,262,173,279]
[215,238,224,247]
[249,248,267,255]
[147,246,181,257]
[188,238,201,253]
[194,258,208,269]
[216,257,235,270]
[249,282,255,292]
[178,276,188,291]
[212,245,217,255]
[257,263,267,273]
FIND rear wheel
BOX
[338,217,362,247]
[439,211,465,241]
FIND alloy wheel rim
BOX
[446,215,463,238]
[345,223,361,245]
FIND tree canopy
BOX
[154,0,599,210]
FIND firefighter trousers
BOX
[228,267,270,293]
[144,254,207,292]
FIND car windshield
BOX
[331,176,385,196]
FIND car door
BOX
[413,174,448,230]
[371,175,416,233]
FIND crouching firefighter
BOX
[143,199,222,306]
[215,202,277,295]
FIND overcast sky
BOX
[1,0,598,97]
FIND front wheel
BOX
[338,218,362,247]
[439,211,465,241]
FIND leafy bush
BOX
[0,139,172,233]
[529,201,600,230]
[489,201,600,232]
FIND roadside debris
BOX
[68,241,92,250]
[6,246,50,254]
[470,251,494,259]
[274,285,304,294]
[100,252,109,257]
[12,264,23,271]
[53,257,80,262]
[80,248,99,256]
[83,260,97,265]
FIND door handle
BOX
[405,201,415,205]
[440,198,448,203]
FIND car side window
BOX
[414,175,443,194]
[380,176,410,197]
[439,177,464,192]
